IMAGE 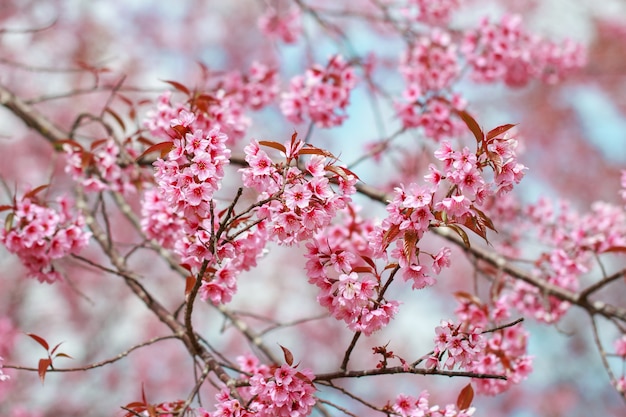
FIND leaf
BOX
[27,333,49,351]
[258,140,286,154]
[601,246,626,254]
[453,291,483,306]
[4,212,14,233]
[38,358,51,384]
[335,166,361,181]
[360,255,377,270]
[185,276,196,297]
[381,223,401,252]
[160,79,191,96]
[456,383,474,410]
[471,206,497,232]
[446,224,471,248]
[53,139,84,152]
[486,123,517,141]
[280,345,294,366]
[104,107,126,132]
[457,110,484,144]
[136,141,174,162]
[403,230,418,261]
[0,205,14,212]
[352,266,374,274]
[90,138,109,150]
[54,352,73,359]
[23,185,49,201]
[50,341,64,355]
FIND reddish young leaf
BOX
[0,205,13,212]
[456,383,474,410]
[453,291,483,306]
[38,358,52,384]
[54,352,73,359]
[53,139,84,152]
[90,138,109,150]
[161,79,191,96]
[258,140,287,154]
[486,123,517,141]
[457,110,484,144]
[50,342,64,356]
[23,185,49,201]
[352,266,374,274]
[104,107,126,132]
[403,230,419,261]
[601,246,626,254]
[27,333,50,351]
[360,255,377,270]
[185,276,196,297]
[280,345,294,366]
[446,224,471,248]
[136,141,174,162]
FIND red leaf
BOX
[161,79,191,96]
[23,185,49,201]
[38,358,51,384]
[352,266,373,274]
[54,352,73,359]
[360,255,377,270]
[403,230,418,261]
[136,141,174,162]
[185,276,196,297]
[50,342,64,355]
[258,140,286,154]
[381,223,401,252]
[453,291,483,306]
[280,345,294,366]
[90,138,109,150]
[457,110,484,144]
[0,205,13,212]
[53,139,84,152]
[486,123,517,141]
[27,333,49,351]
[456,383,474,410]
[104,107,126,132]
[446,224,471,248]
[601,246,626,254]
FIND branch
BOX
[315,365,507,381]
[4,335,178,373]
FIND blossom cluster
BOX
[514,198,626,323]
[0,195,91,283]
[64,139,141,194]
[305,205,399,335]
[425,295,532,395]
[240,136,356,246]
[395,30,466,140]
[281,55,357,128]
[462,14,585,87]
[204,354,316,417]
[144,112,260,304]
[404,0,461,25]
[258,6,302,44]
[392,390,475,417]
[144,61,278,142]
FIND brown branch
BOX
[315,365,507,381]
[4,335,178,373]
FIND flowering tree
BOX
[0,1,625,416]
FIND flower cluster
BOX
[452,294,532,395]
[405,0,461,25]
[145,115,263,304]
[427,319,485,370]
[392,390,475,417]
[205,354,316,417]
[240,135,356,246]
[462,14,585,87]
[0,195,90,283]
[64,139,142,194]
[281,55,357,128]
[305,206,399,335]
[144,62,278,142]
[513,198,626,323]
[395,30,465,140]
[258,6,302,44]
